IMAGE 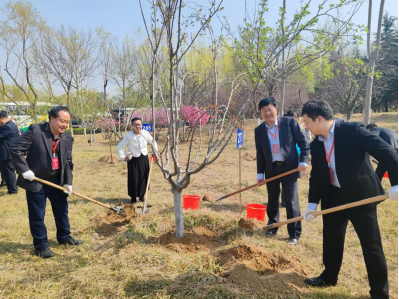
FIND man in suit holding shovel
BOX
[255,97,310,245]
[10,106,82,259]
[301,100,397,299]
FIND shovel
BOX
[259,194,388,231]
[217,168,299,202]
[138,155,155,215]
[33,177,124,217]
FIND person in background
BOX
[301,100,397,299]
[117,117,157,204]
[0,111,19,194]
[10,106,82,259]
[366,123,398,181]
[255,97,310,245]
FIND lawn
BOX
[0,112,397,298]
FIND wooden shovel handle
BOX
[34,177,114,211]
[217,168,299,202]
[144,156,155,199]
[261,194,389,231]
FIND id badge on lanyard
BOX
[325,136,335,184]
[268,125,279,155]
[272,143,279,155]
[51,139,61,170]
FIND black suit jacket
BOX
[309,121,398,210]
[10,123,74,192]
[370,127,398,152]
[0,120,19,160]
[255,116,310,179]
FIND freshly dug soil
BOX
[218,245,309,297]
[243,152,256,161]
[155,226,221,253]
[98,155,115,163]
[202,194,217,202]
[238,218,264,231]
[91,204,138,236]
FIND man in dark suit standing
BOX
[366,123,398,181]
[10,106,82,259]
[0,111,19,194]
[301,100,397,299]
[255,97,310,245]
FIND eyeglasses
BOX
[132,123,142,127]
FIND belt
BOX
[273,161,285,167]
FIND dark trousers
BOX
[26,185,71,251]
[320,208,388,299]
[0,159,17,193]
[375,164,386,182]
[265,164,302,239]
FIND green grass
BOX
[0,112,397,298]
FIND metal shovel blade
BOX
[111,206,125,217]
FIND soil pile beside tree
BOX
[91,205,138,236]
[218,245,309,297]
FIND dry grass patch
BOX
[0,112,397,298]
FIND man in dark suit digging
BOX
[255,97,310,245]
[10,106,82,259]
[301,100,397,299]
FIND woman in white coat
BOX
[117,118,157,203]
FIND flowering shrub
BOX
[94,106,209,130]
[180,106,210,126]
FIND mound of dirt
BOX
[218,245,309,296]
[98,155,115,163]
[156,226,221,253]
[243,152,256,161]
[202,194,217,202]
[238,218,264,231]
[91,204,138,236]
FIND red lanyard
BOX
[324,136,335,167]
[267,124,279,142]
[51,139,61,157]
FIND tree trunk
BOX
[151,58,156,140]
[278,0,286,117]
[363,67,375,125]
[83,124,87,138]
[279,76,286,116]
[384,99,388,112]
[346,109,353,121]
[172,188,184,238]
[256,118,261,126]
[364,0,385,125]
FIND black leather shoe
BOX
[305,276,336,287]
[287,238,298,245]
[59,237,83,245]
[34,247,55,259]
[265,230,277,237]
[7,191,17,195]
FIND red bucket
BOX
[246,203,267,222]
[383,172,389,179]
[183,194,201,210]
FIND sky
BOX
[0,0,398,94]
[27,0,398,40]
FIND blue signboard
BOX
[237,128,244,148]
[142,123,153,132]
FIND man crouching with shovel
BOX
[10,106,82,259]
[301,100,398,299]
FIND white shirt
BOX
[117,130,158,160]
[317,121,340,188]
[265,118,284,162]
